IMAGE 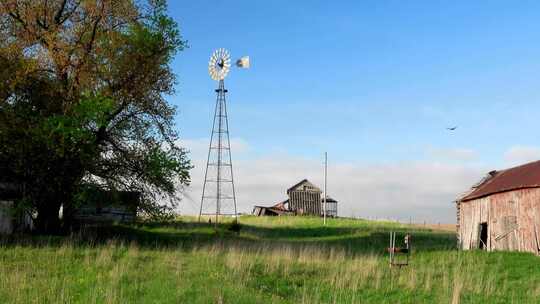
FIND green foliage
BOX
[143,146,190,193]
[147,0,185,55]
[0,1,191,232]
[126,7,184,61]
[39,94,114,157]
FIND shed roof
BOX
[272,199,289,211]
[286,179,321,194]
[321,196,337,203]
[253,204,293,215]
[460,160,540,201]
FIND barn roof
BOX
[286,179,321,193]
[460,160,540,201]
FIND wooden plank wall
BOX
[458,200,469,249]
[324,201,338,217]
[490,197,518,251]
[289,190,321,216]
[456,201,460,248]
[459,197,488,250]
[459,188,540,254]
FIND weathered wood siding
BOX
[323,201,338,217]
[289,190,321,216]
[458,188,540,254]
[74,205,136,223]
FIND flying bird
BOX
[447,126,458,131]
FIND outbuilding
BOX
[72,189,140,224]
[252,200,293,216]
[0,181,32,234]
[287,179,322,216]
[0,178,139,234]
[252,179,339,217]
[322,196,338,217]
[457,160,540,254]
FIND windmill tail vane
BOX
[236,56,250,68]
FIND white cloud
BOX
[504,146,540,166]
[427,147,478,162]
[187,158,483,223]
[177,138,485,224]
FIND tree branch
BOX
[57,1,80,26]
[53,0,67,24]
[7,11,27,30]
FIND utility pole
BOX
[324,152,327,225]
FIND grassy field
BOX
[1,216,539,303]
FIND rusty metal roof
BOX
[460,160,540,201]
[271,200,289,211]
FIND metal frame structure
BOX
[388,231,411,267]
[198,79,238,224]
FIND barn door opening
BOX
[479,222,488,250]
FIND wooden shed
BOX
[73,189,140,224]
[252,179,339,217]
[252,200,293,216]
[457,160,540,254]
[322,196,338,217]
[287,179,322,216]
[0,182,33,234]
[0,178,139,233]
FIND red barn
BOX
[457,160,540,254]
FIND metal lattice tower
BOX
[198,79,238,223]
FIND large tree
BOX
[0,0,191,233]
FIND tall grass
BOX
[0,216,539,303]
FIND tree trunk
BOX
[62,200,77,233]
[35,203,62,235]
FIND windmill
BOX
[198,49,249,225]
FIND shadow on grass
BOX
[0,220,456,256]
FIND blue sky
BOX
[166,1,540,221]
